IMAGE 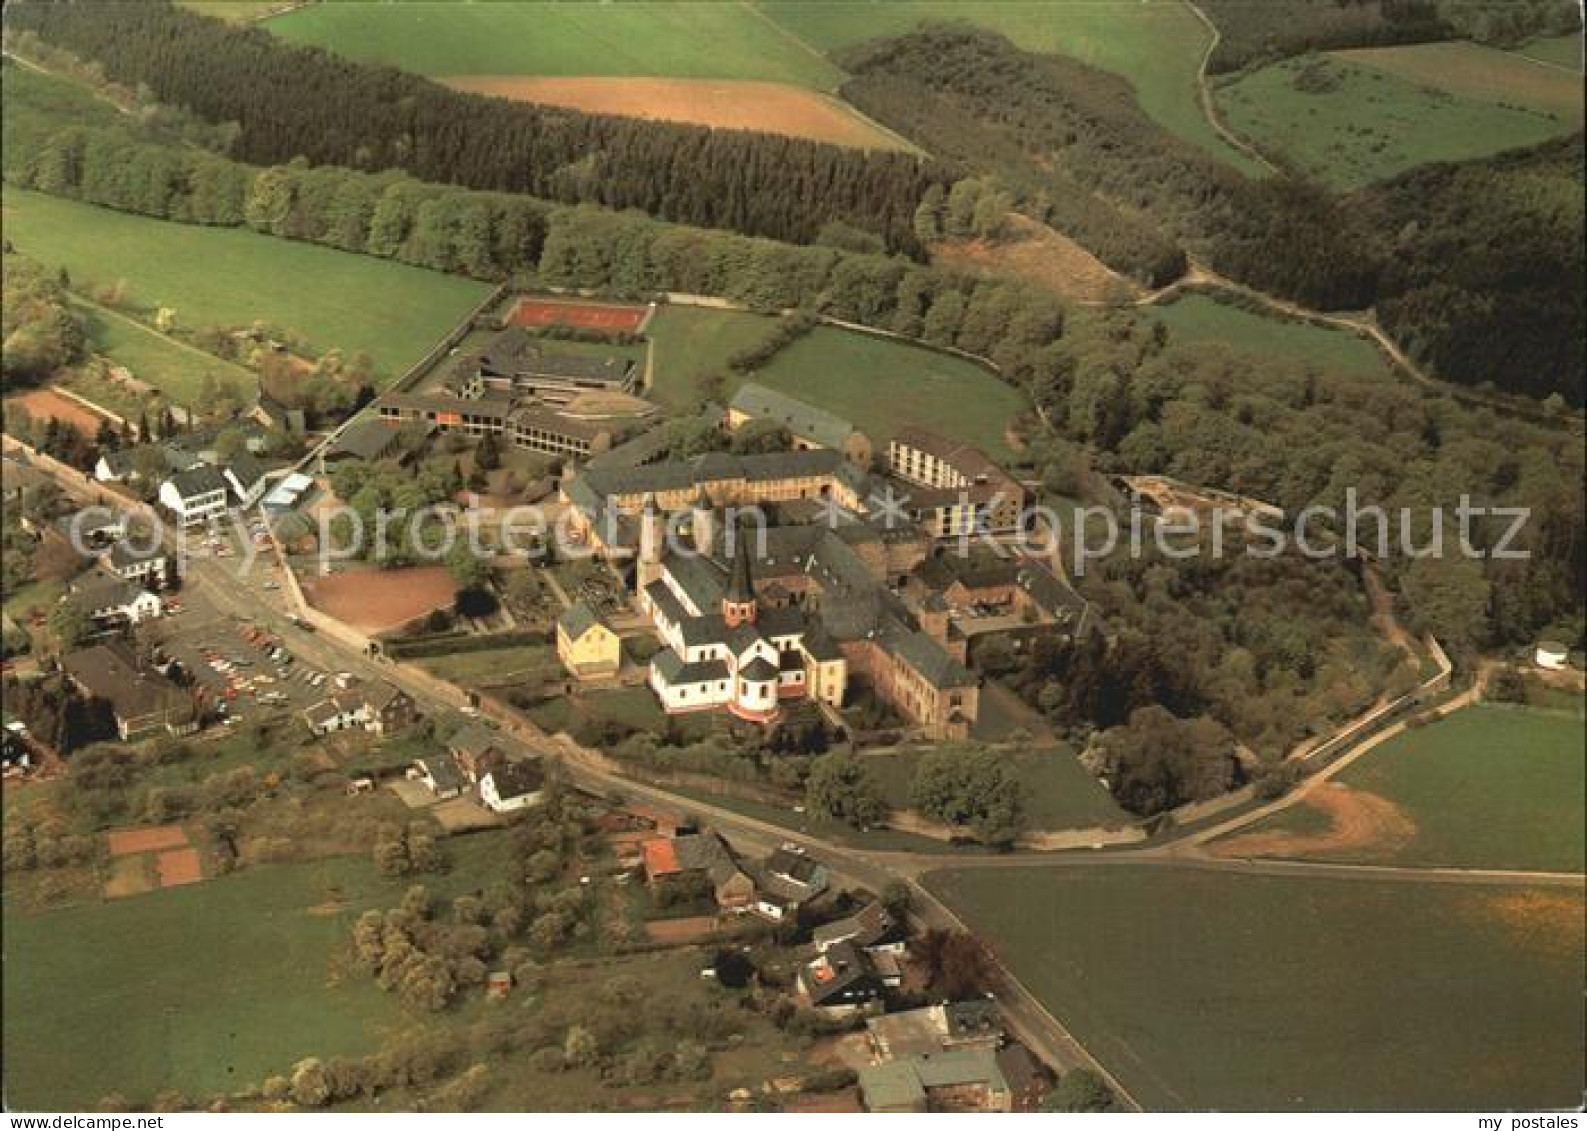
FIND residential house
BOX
[301,681,413,737]
[641,830,756,912]
[556,600,622,680]
[447,724,506,783]
[858,1048,1013,1113]
[866,1001,1005,1061]
[813,901,907,955]
[159,466,230,527]
[753,844,830,921]
[52,508,125,550]
[479,757,546,814]
[223,450,273,508]
[413,755,465,799]
[103,541,178,588]
[66,575,163,629]
[60,643,198,741]
[796,939,888,1019]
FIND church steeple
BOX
[722,518,758,627]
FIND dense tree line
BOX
[1,249,86,384]
[1360,135,1586,405]
[5,0,944,255]
[838,26,1378,308]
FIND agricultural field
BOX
[759,0,1265,173]
[1509,32,1584,71]
[863,743,1128,833]
[2,855,405,1110]
[1215,704,1586,873]
[646,307,1026,459]
[440,76,909,150]
[926,866,1586,1110]
[1216,48,1582,189]
[1144,294,1391,378]
[2,190,491,381]
[268,0,845,88]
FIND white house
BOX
[159,466,230,527]
[68,575,163,628]
[479,758,546,814]
[1535,641,1569,671]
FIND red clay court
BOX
[509,297,650,333]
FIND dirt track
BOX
[439,76,908,150]
[1210,782,1416,860]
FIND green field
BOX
[863,743,1128,832]
[268,0,845,88]
[74,298,254,409]
[3,856,406,1109]
[927,865,1586,1110]
[1230,704,1586,873]
[416,643,559,686]
[647,307,1025,458]
[2,190,491,381]
[1216,47,1582,189]
[1510,32,1584,71]
[760,0,1262,173]
[266,0,1259,173]
[1145,294,1391,377]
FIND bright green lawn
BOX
[647,307,1025,459]
[759,0,1265,174]
[3,190,490,381]
[1216,50,1578,189]
[1230,704,1586,872]
[1510,32,1584,71]
[268,0,845,88]
[3,856,406,1109]
[74,298,253,409]
[926,866,1586,1110]
[864,743,1127,832]
[1145,294,1390,377]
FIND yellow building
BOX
[556,600,621,680]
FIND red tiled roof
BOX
[642,837,682,878]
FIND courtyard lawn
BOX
[1228,704,1586,873]
[864,743,1128,832]
[1215,48,1581,189]
[1145,294,1390,377]
[647,307,1026,459]
[2,856,407,1110]
[2,190,491,381]
[268,0,844,89]
[926,865,1585,1110]
[759,0,1264,173]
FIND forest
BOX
[1200,0,1580,73]
[838,25,1585,405]
[2,0,944,256]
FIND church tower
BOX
[637,492,663,590]
[721,519,758,627]
[691,489,715,555]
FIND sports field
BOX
[926,866,1586,1110]
[1216,704,1585,873]
[646,307,1025,458]
[300,566,458,635]
[2,856,404,1109]
[1216,47,1581,189]
[509,296,650,333]
[1145,294,1391,378]
[2,190,490,381]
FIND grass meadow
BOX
[926,865,1586,1110]
[2,855,405,1109]
[1145,294,1391,377]
[1216,47,1581,189]
[1226,703,1586,873]
[646,307,1026,459]
[2,190,491,381]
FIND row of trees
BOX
[7,0,943,256]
